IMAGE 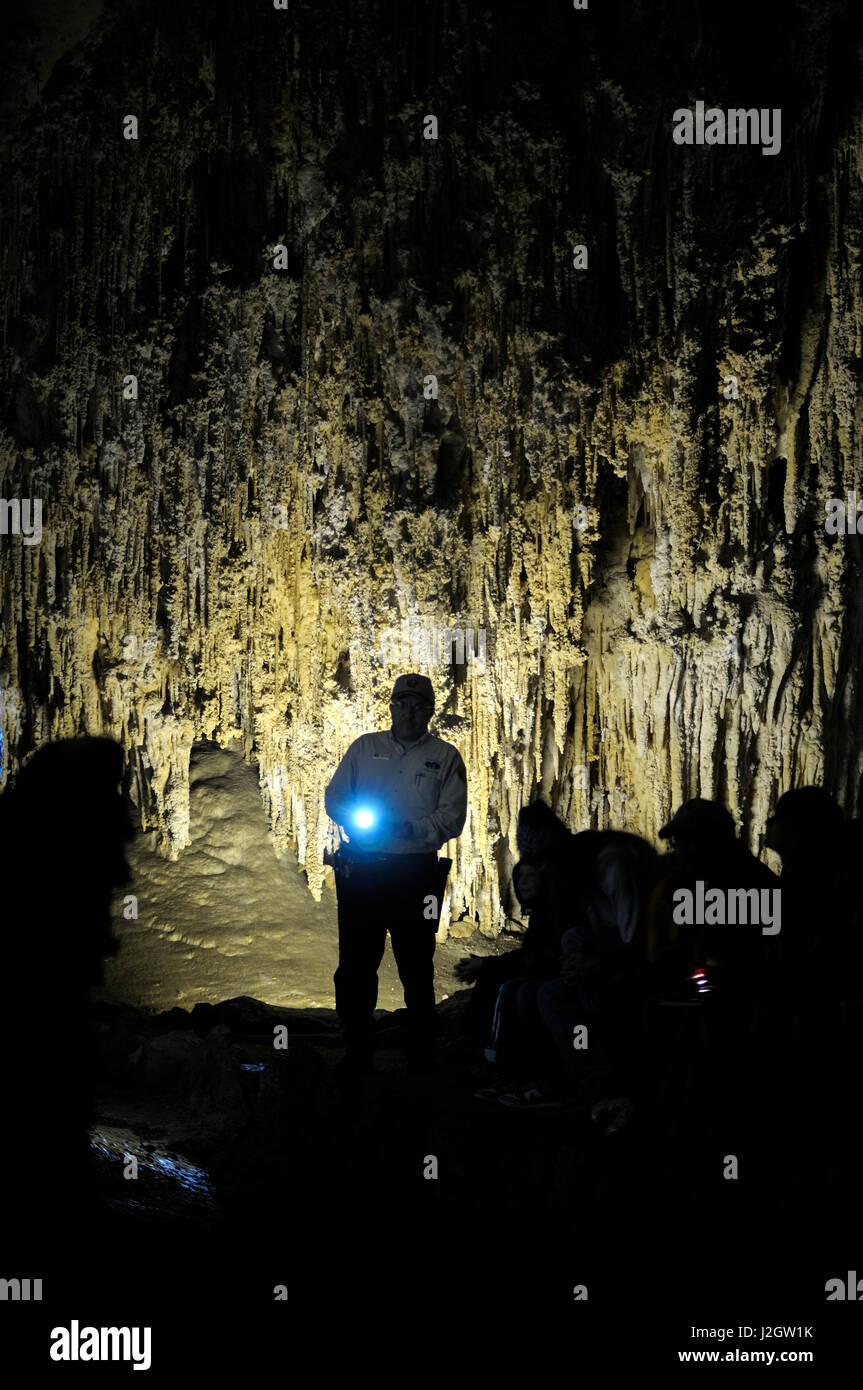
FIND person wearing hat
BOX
[656,797,779,1001]
[658,798,738,858]
[324,674,468,1076]
[764,786,851,1007]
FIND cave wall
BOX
[1,0,862,935]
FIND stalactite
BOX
[1,0,862,938]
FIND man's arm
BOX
[325,736,409,847]
[324,740,360,829]
[410,750,468,851]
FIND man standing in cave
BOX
[324,674,468,1078]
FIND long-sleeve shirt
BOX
[325,729,467,855]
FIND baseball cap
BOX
[391,673,435,706]
[658,798,736,841]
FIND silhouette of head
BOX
[516,799,573,862]
[765,786,844,859]
[658,798,736,858]
[13,737,132,875]
[6,737,133,976]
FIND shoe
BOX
[498,1070,604,1109]
[591,1097,633,1136]
[497,1084,567,1109]
[473,1079,519,1102]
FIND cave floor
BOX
[43,745,859,1357]
[6,986,854,1371]
[99,743,505,1013]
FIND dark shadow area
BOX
[2,750,860,1368]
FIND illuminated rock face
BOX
[1,2,861,936]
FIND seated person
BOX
[456,800,572,1057]
[655,798,780,1007]
[764,787,853,1013]
[486,827,658,1109]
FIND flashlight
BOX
[354,807,375,830]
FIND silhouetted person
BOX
[513,828,657,1106]
[656,797,780,1001]
[844,819,863,953]
[457,799,572,1052]
[648,799,782,1160]
[477,819,657,1107]
[325,674,467,1076]
[764,786,850,1008]
[0,737,133,1254]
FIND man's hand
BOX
[346,811,412,844]
[454,954,484,984]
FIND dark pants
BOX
[536,925,646,1083]
[536,977,596,1079]
[464,950,526,1041]
[488,976,563,1076]
[334,853,441,1061]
